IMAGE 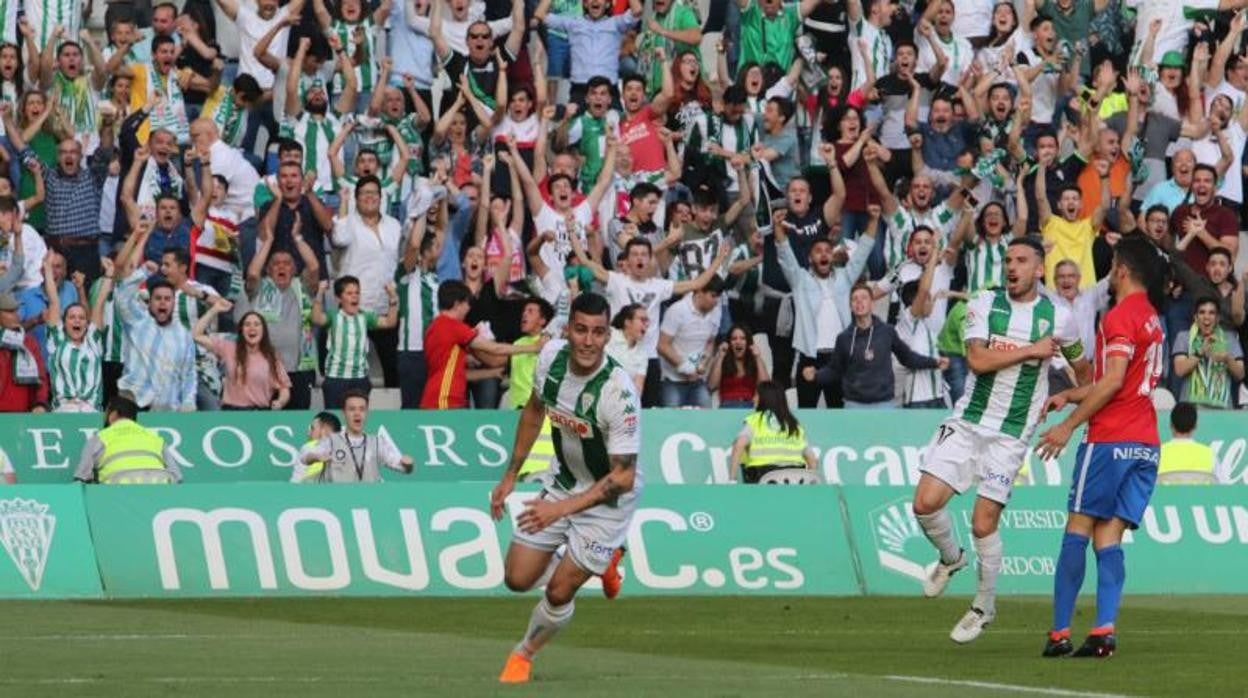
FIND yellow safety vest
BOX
[96,419,172,485]
[1158,439,1216,485]
[742,412,807,469]
[302,439,326,482]
[518,416,556,479]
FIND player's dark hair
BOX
[723,84,748,105]
[699,276,725,296]
[146,278,175,297]
[1192,163,1218,180]
[621,73,647,92]
[900,279,921,308]
[1009,236,1046,260]
[0,195,19,213]
[354,174,382,198]
[570,292,611,321]
[1058,183,1082,198]
[106,395,140,422]
[587,75,614,93]
[162,247,191,269]
[767,96,795,124]
[1144,204,1170,220]
[624,237,653,256]
[612,303,644,330]
[233,73,262,102]
[754,380,800,437]
[1193,296,1221,314]
[1208,246,1234,265]
[343,388,370,406]
[629,182,662,202]
[1112,233,1170,310]
[437,279,472,310]
[313,411,342,433]
[524,297,555,326]
[333,275,360,298]
[1170,401,1198,434]
[278,139,304,157]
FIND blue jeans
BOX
[942,354,968,406]
[719,398,754,408]
[398,350,427,409]
[470,376,501,409]
[904,398,946,409]
[840,210,887,278]
[545,33,572,79]
[661,379,711,408]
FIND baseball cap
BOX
[1159,51,1185,68]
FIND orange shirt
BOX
[1077,155,1130,225]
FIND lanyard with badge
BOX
[346,435,368,480]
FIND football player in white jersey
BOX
[490,292,642,684]
[911,237,1089,643]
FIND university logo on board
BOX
[869,498,945,586]
[0,498,57,591]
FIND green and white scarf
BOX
[1188,324,1231,408]
[143,63,189,144]
[54,71,97,135]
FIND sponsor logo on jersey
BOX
[0,497,57,591]
[988,333,1023,352]
[1112,446,1160,464]
[549,408,593,437]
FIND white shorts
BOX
[511,487,638,575]
[920,418,1029,505]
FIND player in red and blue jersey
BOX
[1034,236,1169,659]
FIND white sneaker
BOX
[950,606,995,644]
[922,549,968,598]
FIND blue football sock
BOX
[1052,532,1089,632]
[1094,545,1126,630]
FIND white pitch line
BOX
[883,675,1134,698]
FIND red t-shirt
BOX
[619,106,666,173]
[420,314,478,409]
[1087,292,1164,445]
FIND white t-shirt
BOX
[953,0,995,39]
[814,275,841,351]
[331,212,404,314]
[606,327,648,379]
[1190,122,1247,203]
[659,294,721,382]
[0,225,48,291]
[536,201,593,280]
[850,18,893,93]
[409,2,512,57]
[1018,48,1059,124]
[237,3,293,90]
[209,140,260,219]
[604,271,675,358]
[917,33,975,87]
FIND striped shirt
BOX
[89,279,124,363]
[47,324,104,411]
[173,283,223,396]
[397,266,438,352]
[25,0,83,51]
[331,17,381,94]
[955,290,1082,439]
[325,308,378,379]
[963,235,1010,294]
[116,269,197,410]
[885,202,957,271]
[534,341,641,493]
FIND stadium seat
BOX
[758,468,824,485]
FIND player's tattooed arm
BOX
[966,337,1057,375]
[600,454,638,502]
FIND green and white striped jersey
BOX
[47,324,104,411]
[886,202,957,270]
[963,235,1010,294]
[89,279,124,363]
[534,340,642,494]
[325,308,379,379]
[396,266,438,352]
[331,17,380,94]
[175,283,223,395]
[955,290,1083,439]
[26,0,83,51]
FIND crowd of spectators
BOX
[0,0,1245,417]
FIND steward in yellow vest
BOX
[1159,402,1218,485]
[729,381,816,483]
[72,396,181,484]
[518,416,556,480]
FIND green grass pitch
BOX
[0,595,1243,697]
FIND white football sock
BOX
[515,597,575,659]
[533,548,564,589]
[916,509,961,565]
[973,531,1003,615]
